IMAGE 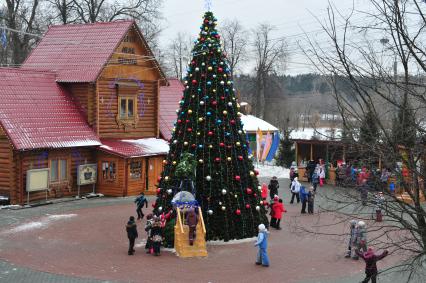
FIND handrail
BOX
[176,207,184,233]
[198,208,206,234]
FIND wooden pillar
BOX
[295,142,298,166]
[310,143,313,160]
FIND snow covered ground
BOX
[208,237,257,246]
[254,164,290,179]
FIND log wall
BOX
[0,127,14,201]
[14,147,96,204]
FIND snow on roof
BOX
[290,127,342,141]
[241,114,279,132]
[100,138,169,158]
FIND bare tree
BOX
[252,23,287,119]
[220,19,247,78]
[300,0,426,279]
[4,0,42,64]
[166,32,192,80]
[47,0,76,24]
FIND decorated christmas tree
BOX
[154,11,268,241]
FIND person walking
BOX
[374,192,385,222]
[269,196,279,228]
[261,183,268,201]
[319,165,326,187]
[268,177,279,200]
[134,192,148,220]
[311,168,320,192]
[356,247,389,283]
[186,207,199,245]
[345,220,358,258]
[125,216,138,255]
[307,187,315,214]
[299,185,308,214]
[254,224,270,267]
[290,177,301,204]
[353,221,368,259]
[150,216,163,256]
[272,199,286,229]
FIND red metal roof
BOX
[99,138,169,158]
[159,78,184,140]
[0,68,101,150]
[22,21,162,83]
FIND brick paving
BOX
[0,178,424,283]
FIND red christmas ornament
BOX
[246,188,252,194]
[238,155,243,161]
[220,96,225,100]
[235,209,241,215]
[218,67,223,72]
[230,119,236,124]
[235,175,241,181]
[191,60,195,65]
[227,145,232,149]
[254,193,257,197]
[200,38,205,42]
[204,19,209,23]
[191,144,196,148]
[177,119,182,123]
[245,204,250,209]
[152,202,156,208]
[215,34,220,39]
[187,128,192,132]
[215,157,221,162]
[157,188,161,193]
[208,131,213,136]
[211,100,217,106]
[255,170,259,176]
[219,142,225,147]
[157,176,162,182]
[186,119,190,123]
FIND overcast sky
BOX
[159,0,373,75]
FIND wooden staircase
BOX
[174,207,208,258]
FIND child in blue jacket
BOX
[254,224,269,267]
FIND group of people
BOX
[289,168,316,214]
[345,219,389,283]
[126,193,166,256]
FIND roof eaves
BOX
[0,121,17,150]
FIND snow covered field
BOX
[254,164,289,179]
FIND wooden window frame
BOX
[100,159,118,184]
[129,160,142,179]
[115,84,139,129]
[49,155,70,185]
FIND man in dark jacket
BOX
[135,193,148,220]
[356,248,388,283]
[306,160,316,183]
[186,207,199,245]
[268,176,279,200]
[126,216,138,255]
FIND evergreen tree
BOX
[275,130,294,168]
[392,101,416,148]
[154,11,268,241]
[359,109,379,145]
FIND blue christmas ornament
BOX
[198,88,202,92]
[181,111,185,115]
[204,95,209,99]
[207,112,212,116]
[225,89,229,93]
[216,119,222,124]
[198,144,203,149]
[212,61,217,65]
[207,81,212,86]
[226,132,231,136]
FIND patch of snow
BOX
[0,196,9,200]
[122,138,170,155]
[4,214,77,234]
[0,205,22,210]
[290,127,342,141]
[240,114,279,132]
[208,237,257,245]
[254,164,290,179]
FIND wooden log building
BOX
[0,21,177,204]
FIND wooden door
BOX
[146,156,164,194]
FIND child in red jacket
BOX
[356,247,388,283]
[272,199,287,230]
